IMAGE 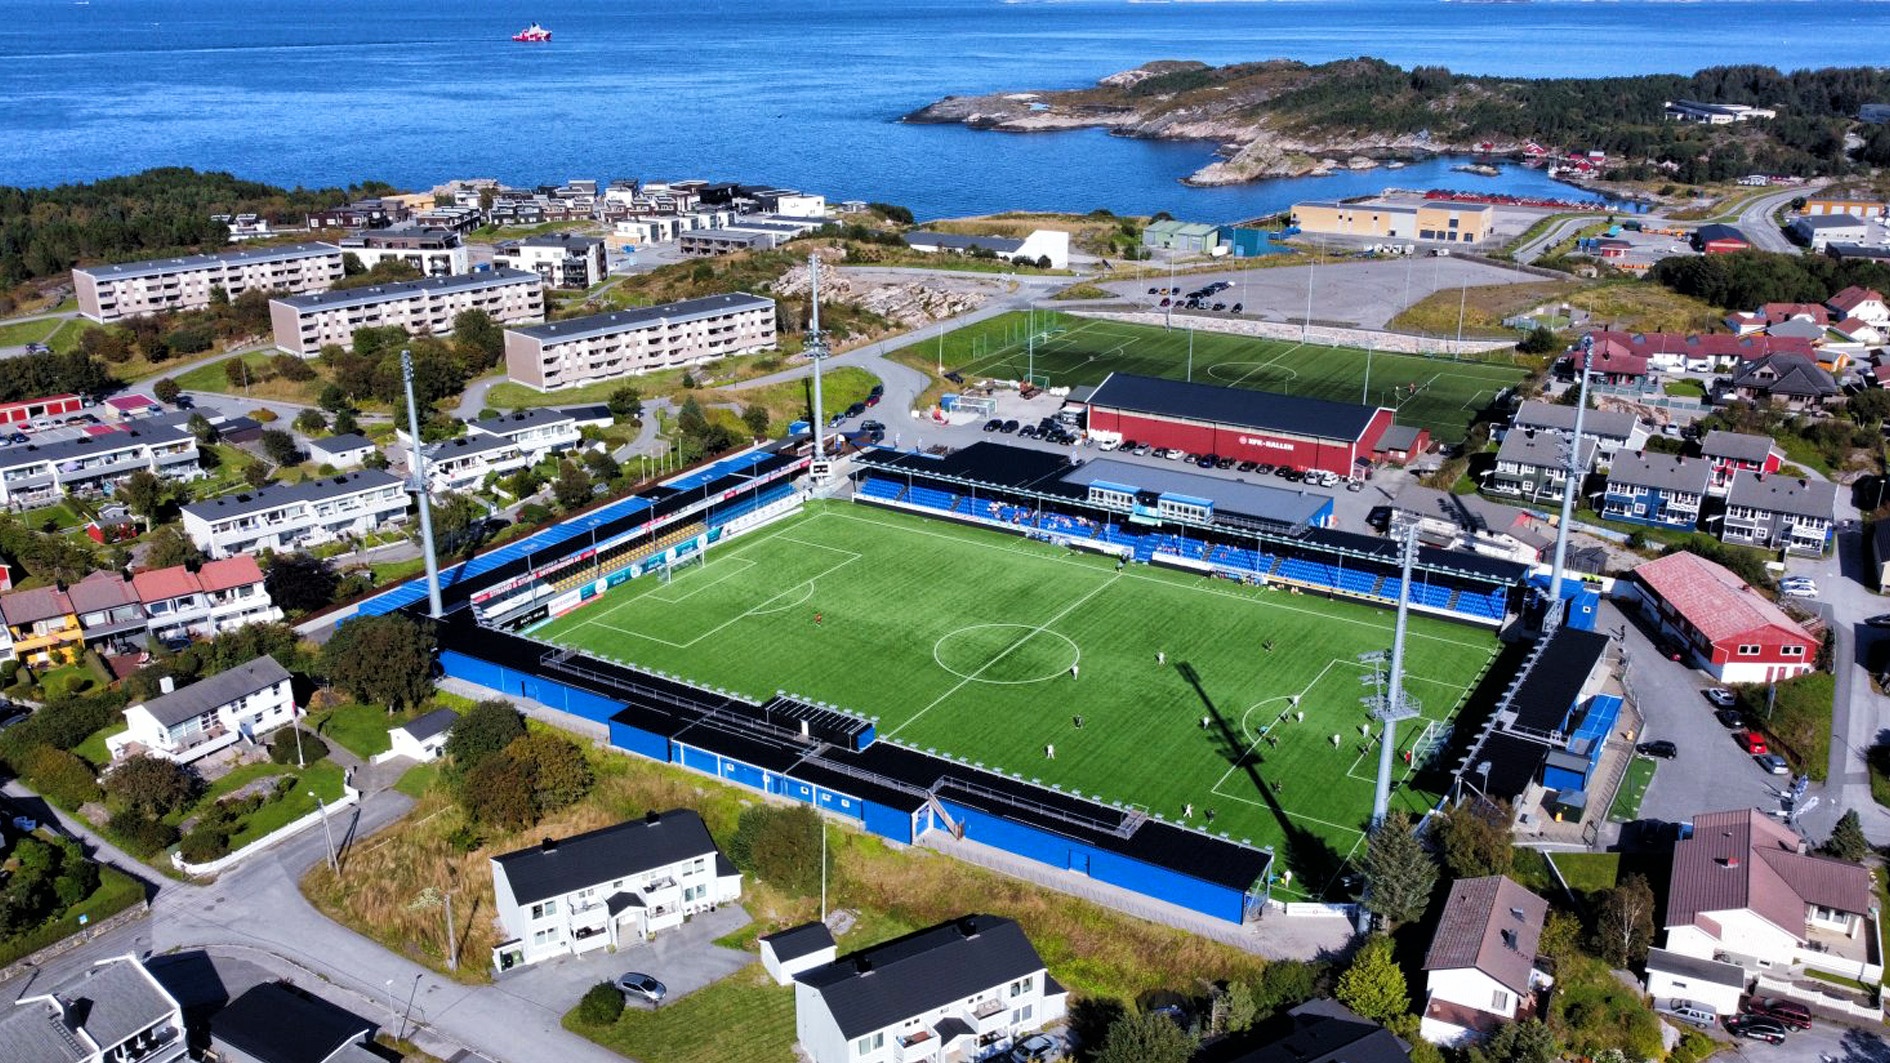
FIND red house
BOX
[1083,372,1393,477]
[1693,224,1751,255]
[1699,430,1783,494]
[1632,551,1818,684]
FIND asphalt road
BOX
[1736,184,1825,254]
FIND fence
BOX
[0,901,151,986]
[172,784,361,877]
[1283,902,1358,919]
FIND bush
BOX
[728,803,831,896]
[107,809,180,858]
[178,825,231,865]
[443,699,526,777]
[268,727,329,765]
[446,823,483,854]
[576,982,625,1026]
[102,754,199,817]
[19,745,101,807]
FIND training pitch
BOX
[532,501,1499,896]
[892,311,1528,443]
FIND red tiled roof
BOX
[131,565,202,604]
[1422,875,1548,995]
[1761,303,1829,325]
[0,586,73,627]
[1667,809,1871,940]
[1588,329,1816,362]
[1829,285,1884,314]
[66,570,137,614]
[197,556,264,593]
[1835,316,1877,336]
[1633,551,1814,648]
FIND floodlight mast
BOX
[1542,334,1595,636]
[1370,523,1421,829]
[807,254,831,483]
[402,348,444,618]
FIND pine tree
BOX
[1363,810,1437,926]
[1335,936,1409,1023]
[1823,808,1871,863]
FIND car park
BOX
[1724,1014,1788,1044]
[1215,456,1235,470]
[1756,752,1790,775]
[1704,688,1737,708]
[1735,731,1769,755]
[1745,998,1812,1030]
[1196,454,1216,468]
[1346,478,1365,492]
[1636,740,1677,759]
[616,972,667,1005]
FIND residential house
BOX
[0,953,187,1063]
[761,921,838,986]
[335,227,468,277]
[1588,330,1813,374]
[306,199,409,230]
[1766,317,1828,344]
[902,229,1071,268]
[1664,100,1776,124]
[66,570,148,656]
[0,586,81,666]
[132,556,281,645]
[1832,317,1883,345]
[492,234,608,289]
[106,654,295,764]
[387,707,457,763]
[306,433,378,469]
[1631,550,1819,683]
[1225,1000,1413,1063]
[1828,285,1890,328]
[1643,948,1750,1018]
[417,433,526,494]
[1418,875,1551,1046]
[1722,473,1837,556]
[1486,431,1596,505]
[1729,353,1840,408]
[1601,452,1710,529]
[1664,808,1881,988]
[1699,430,1782,494]
[208,983,380,1063]
[180,470,410,559]
[489,809,742,971]
[0,418,203,508]
[465,406,610,463]
[1509,400,1644,467]
[793,914,1068,1063]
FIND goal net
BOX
[659,551,704,585]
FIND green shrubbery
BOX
[576,982,625,1026]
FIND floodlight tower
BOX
[401,348,443,617]
[1541,333,1595,636]
[806,253,832,484]
[1365,523,1422,828]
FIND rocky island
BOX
[905,58,1890,187]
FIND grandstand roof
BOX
[1087,373,1384,444]
[1507,628,1609,737]
[1469,730,1552,802]
[853,443,1075,495]
[1060,458,1332,530]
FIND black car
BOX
[1724,1014,1788,1045]
[1001,419,1019,433]
[944,371,965,384]
[846,401,866,417]
[0,704,29,730]
[1211,302,1226,312]
[869,383,884,398]
[1236,460,1257,473]
[1867,614,1890,628]
[984,419,1002,432]
[1366,506,1393,530]
[1018,424,1037,439]
[1147,287,1160,295]
[1230,303,1243,313]
[861,420,885,433]
[1118,439,1138,452]
[1714,708,1743,728]
[1636,740,1678,759]
[1195,454,1215,468]
[1159,297,1171,307]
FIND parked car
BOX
[1662,1001,1716,1029]
[1231,302,1243,313]
[0,704,28,730]
[616,972,667,1005]
[1714,708,1743,728]
[1734,731,1769,755]
[846,402,866,417]
[1009,1034,1060,1062]
[1756,752,1790,775]
[983,419,1002,432]
[1133,443,1152,456]
[1000,420,1019,434]
[1236,460,1257,473]
[1745,997,1813,1030]
[1704,688,1737,708]
[1724,1014,1788,1045]
[1781,584,1819,600]
[1215,456,1235,470]
[1866,614,1890,629]
[1636,740,1677,759]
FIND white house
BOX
[387,707,457,763]
[466,406,609,462]
[1,953,187,1063]
[209,982,379,1063]
[1829,285,1890,329]
[1419,875,1551,1046]
[793,914,1068,1063]
[1663,808,1882,987]
[1507,401,1645,468]
[0,418,203,508]
[306,433,379,469]
[489,809,742,972]
[761,921,838,986]
[180,470,410,559]
[492,234,608,289]
[1643,948,1749,1018]
[106,655,295,765]
[902,230,1070,269]
[417,433,527,494]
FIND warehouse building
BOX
[504,292,777,391]
[1082,373,1395,478]
[1290,201,1494,245]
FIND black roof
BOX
[795,915,1048,1039]
[1872,519,1890,568]
[854,443,1076,495]
[761,921,837,962]
[1088,372,1383,444]
[1508,628,1609,736]
[398,707,458,742]
[1696,223,1750,244]
[1472,730,1553,801]
[211,983,373,1063]
[492,809,721,905]
[1223,999,1412,1063]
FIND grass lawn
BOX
[1663,379,1707,398]
[1737,671,1835,780]
[0,863,145,968]
[173,350,346,407]
[481,348,804,412]
[699,367,878,432]
[310,702,410,759]
[885,310,1528,442]
[19,499,92,531]
[1607,756,1657,822]
[1550,852,1621,894]
[74,720,129,768]
[531,500,1498,893]
[0,317,66,347]
[394,762,441,798]
[226,760,346,850]
[568,964,796,1063]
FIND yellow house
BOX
[1291,200,1495,245]
[0,586,82,666]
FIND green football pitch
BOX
[532,501,1499,897]
[890,311,1529,443]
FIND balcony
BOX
[895,1028,939,1063]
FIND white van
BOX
[1664,1001,1716,1029]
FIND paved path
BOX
[1513,214,1602,264]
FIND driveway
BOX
[494,904,754,1014]
[1724,1018,1889,1062]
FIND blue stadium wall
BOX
[441,650,628,723]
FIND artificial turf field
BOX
[890,310,1529,443]
[532,500,1499,896]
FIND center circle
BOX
[934,624,1080,685]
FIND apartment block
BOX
[336,227,470,276]
[492,234,608,289]
[504,293,777,391]
[1721,473,1837,557]
[73,243,345,323]
[268,269,544,355]
[180,470,410,558]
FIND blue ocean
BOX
[3,0,1884,219]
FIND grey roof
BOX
[1644,947,1749,989]
[1728,473,1837,520]
[272,268,539,312]
[1793,214,1868,231]
[761,921,837,963]
[1512,400,1637,440]
[397,707,458,743]
[183,469,404,523]
[0,421,194,474]
[1497,429,1597,470]
[1060,458,1332,528]
[1732,352,1839,397]
[1700,430,1777,464]
[211,983,373,1063]
[308,434,375,460]
[1606,452,1710,494]
[0,999,88,1063]
[682,229,775,245]
[425,432,519,462]
[1377,424,1424,452]
[5,956,180,1063]
[1767,318,1827,341]
[1223,999,1412,1063]
[132,655,292,728]
[74,242,339,283]
[794,915,1049,1040]
[492,809,723,906]
[1827,243,1890,261]
[506,233,604,250]
[468,406,582,436]
[1297,199,1421,218]
[904,232,1025,254]
[66,571,139,616]
[509,292,774,345]
[1089,372,1383,443]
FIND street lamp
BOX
[311,791,338,874]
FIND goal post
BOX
[659,550,704,585]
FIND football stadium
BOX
[364,433,1522,925]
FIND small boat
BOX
[512,22,551,42]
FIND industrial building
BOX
[268,268,544,355]
[73,242,345,323]
[1290,201,1494,245]
[1630,551,1818,684]
[503,292,777,391]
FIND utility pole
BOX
[401,349,444,617]
[1367,524,1422,829]
[1543,334,1595,636]
[312,792,339,875]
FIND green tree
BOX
[142,524,204,569]
[264,553,339,614]
[293,408,328,434]
[1335,935,1409,1023]
[1466,1019,1560,1063]
[101,754,198,816]
[461,753,537,829]
[331,408,360,436]
[1362,810,1436,927]
[1517,326,1560,355]
[1435,797,1514,879]
[317,383,352,414]
[1823,808,1871,862]
[728,803,833,896]
[552,460,593,509]
[741,405,770,437]
[583,449,620,484]
[186,412,217,443]
[271,354,317,382]
[242,460,272,488]
[444,699,526,776]
[259,428,299,465]
[507,731,594,813]
[319,612,436,709]
[224,358,250,388]
[151,377,181,404]
[1094,1009,1195,1063]
[576,982,625,1026]
[1590,873,1657,967]
[677,396,709,438]
[451,309,504,370]
[1221,981,1257,1034]
[607,386,643,420]
[118,469,172,522]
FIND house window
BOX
[1010,976,1033,998]
[531,928,557,946]
[854,1032,884,1056]
[1782,645,1805,657]
[1738,644,1760,656]
[1492,989,1509,1011]
[1011,1004,1033,1025]
[531,900,557,920]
